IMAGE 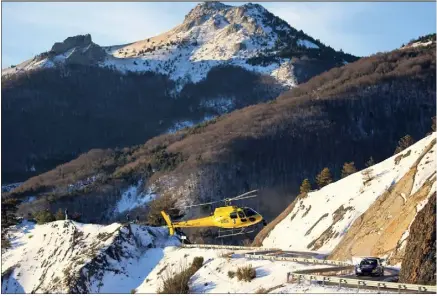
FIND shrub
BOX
[191,256,204,271]
[1,237,11,250]
[362,168,374,185]
[157,257,204,294]
[228,271,236,279]
[255,287,267,293]
[236,265,256,282]
[34,210,55,224]
[130,289,136,294]
[158,266,191,294]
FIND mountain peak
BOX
[184,1,230,21]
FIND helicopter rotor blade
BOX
[169,200,221,210]
[226,190,258,202]
[228,194,257,201]
[226,189,258,201]
[169,190,259,210]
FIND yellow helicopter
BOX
[161,190,266,238]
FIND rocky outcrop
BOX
[50,34,106,65]
[51,34,93,54]
[399,193,436,285]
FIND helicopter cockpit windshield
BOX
[243,207,258,217]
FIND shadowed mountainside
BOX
[5,42,435,239]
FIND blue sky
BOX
[2,2,435,67]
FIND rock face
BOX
[399,193,436,285]
[49,34,106,65]
[51,34,93,54]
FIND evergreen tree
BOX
[365,157,375,168]
[316,168,333,189]
[341,162,357,178]
[34,210,55,225]
[300,178,311,194]
[1,198,19,228]
[55,208,65,220]
[394,135,415,154]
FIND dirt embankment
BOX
[328,139,436,265]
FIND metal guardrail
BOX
[287,272,437,293]
[181,244,436,293]
[294,266,353,276]
[243,253,352,267]
[180,243,279,251]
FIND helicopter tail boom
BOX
[161,211,175,236]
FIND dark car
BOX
[355,257,384,277]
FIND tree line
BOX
[299,130,428,194]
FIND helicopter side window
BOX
[238,211,247,222]
[230,212,238,219]
[243,208,257,217]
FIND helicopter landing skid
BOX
[217,226,256,238]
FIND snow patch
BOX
[201,96,235,114]
[167,120,196,133]
[167,114,218,134]
[1,183,23,193]
[411,141,436,196]
[115,181,156,214]
[297,39,319,49]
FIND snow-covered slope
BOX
[261,133,436,257]
[135,246,374,294]
[1,220,179,293]
[99,2,299,87]
[2,2,351,90]
[2,221,376,294]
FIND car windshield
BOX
[360,259,377,266]
[243,208,257,217]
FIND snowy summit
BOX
[2,2,349,89]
